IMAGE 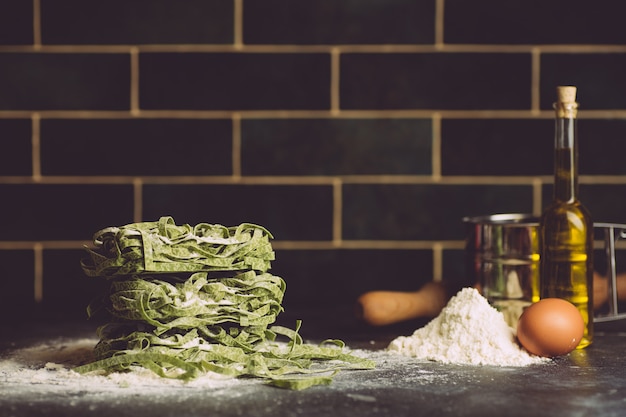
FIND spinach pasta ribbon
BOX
[81,216,275,277]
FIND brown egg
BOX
[516,298,585,357]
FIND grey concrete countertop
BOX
[1,318,625,417]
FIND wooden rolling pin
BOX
[356,282,449,326]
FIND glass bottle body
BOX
[539,115,594,349]
[540,199,594,348]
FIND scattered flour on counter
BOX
[0,289,548,399]
[387,287,549,366]
[0,337,257,395]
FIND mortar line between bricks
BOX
[32,0,42,49]
[1,175,624,185]
[531,48,541,115]
[0,241,89,250]
[6,110,626,120]
[330,47,341,115]
[133,178,143,223]
[3,44,626,53]
[130,47,140,115]
[33,242,43,303]
[232,113,242,178]
[0,240,467,251]
[332,178,343,246]
[433,242,444,282]
[533,178,543,216]
[435,0,445,48]
[431,113,442,180]
[3,239,623,250]
[31,113,41,180]
[233,0,243,49]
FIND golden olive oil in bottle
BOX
[539,86,593,349]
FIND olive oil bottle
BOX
[539,86,593,349]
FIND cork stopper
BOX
[555,86,578,118]
[557,86,577,104]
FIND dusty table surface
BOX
[1,319,625,417]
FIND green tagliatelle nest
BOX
[74,217,374,390]
[80,216,275,276]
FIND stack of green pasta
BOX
[74,217,373,389]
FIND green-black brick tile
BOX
[40,119,232,176]
[0,250,35,318]
[0,53,130,111]
[0,0,33,45]
[0,184,134,240]
[139,53,331,111]
[142,184,333,241]
[579,120,626,175]
[445,0,626,45]
[272,248,434,311]
[40,0,233,45]
[340,53,531,110]
[0,119,32,175]
[243,0,435,45]
[343,184,533,241]
[540,54,626,110]
[441,119,553,176]
[241,118,432,176]
[42,249,109,319]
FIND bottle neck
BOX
[553,117,578,203]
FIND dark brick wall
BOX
[2,0,626,325]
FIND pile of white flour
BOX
[387,287,548,366]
